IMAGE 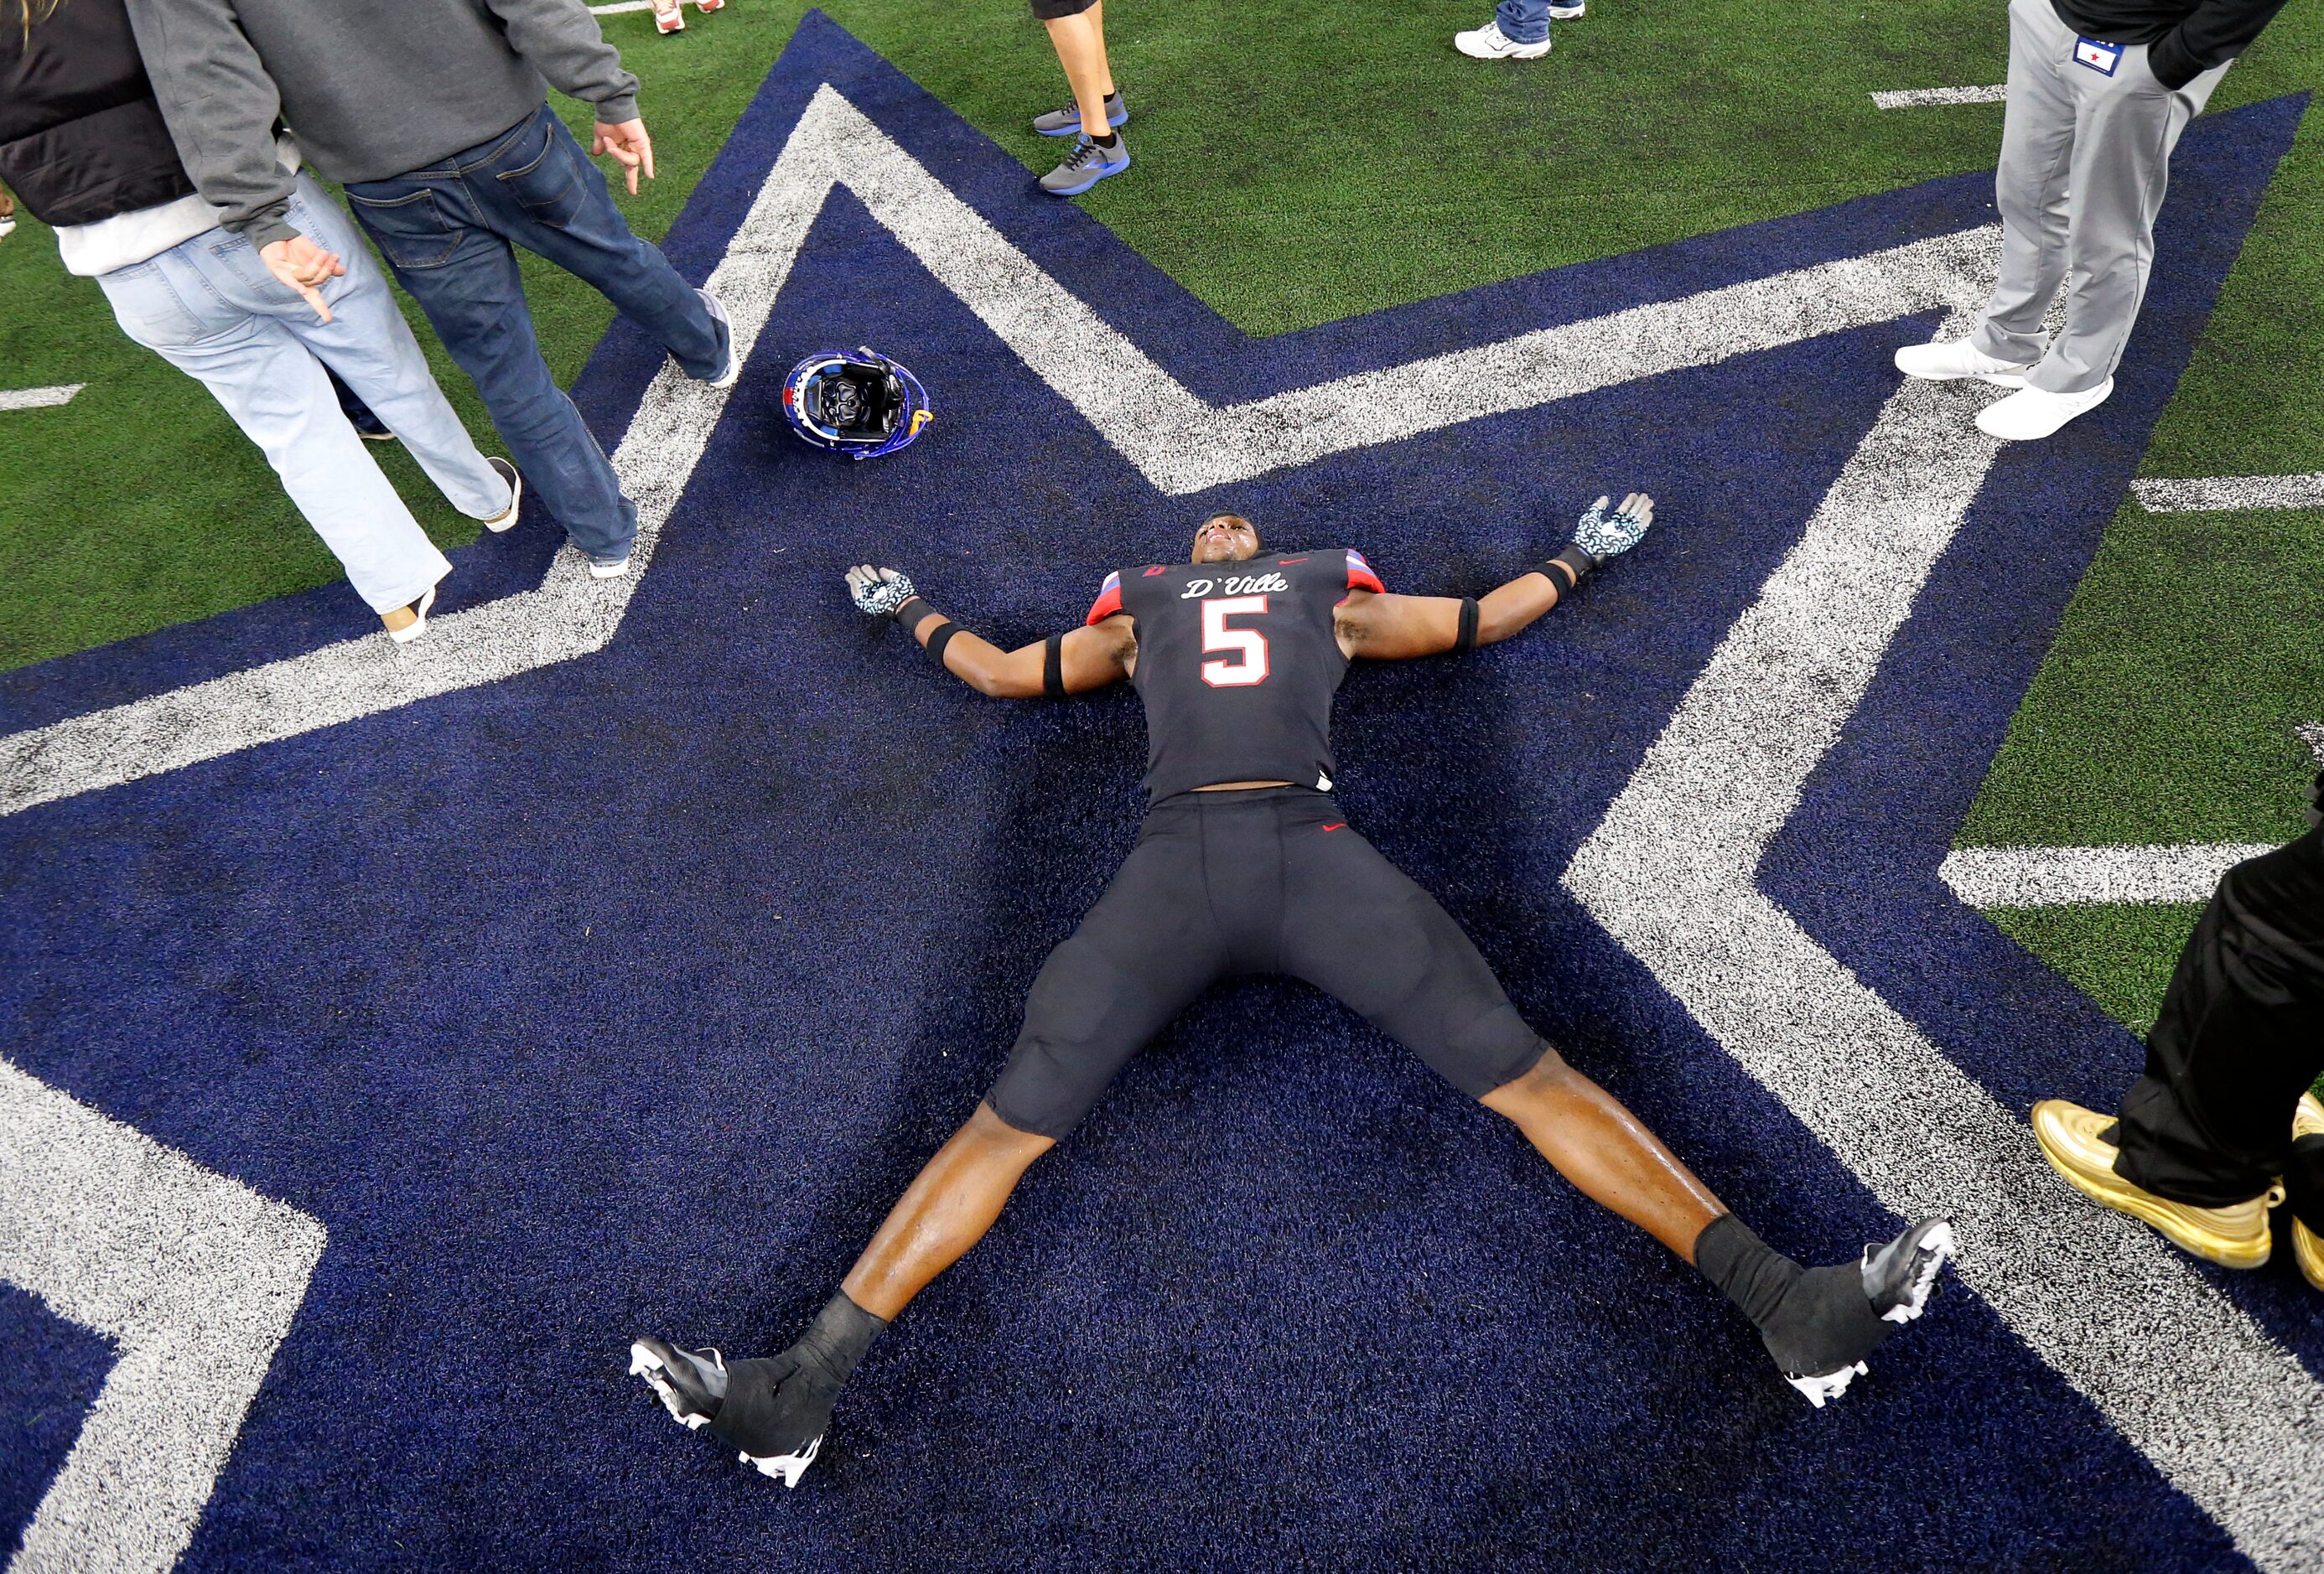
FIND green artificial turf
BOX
[1986,901,2203,1038]
[3,0,2318,1035]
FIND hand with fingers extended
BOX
[260,233,345,323]
[1572,491,1656,566]
[845,564,924,621]
[591,118,656,195]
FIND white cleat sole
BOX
[1876,1219,1958,1325]
[1787,1360,1869,1408]
[629,1340,718,1430]
[741,1434,822,1488]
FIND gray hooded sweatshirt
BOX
[124,0,640,251]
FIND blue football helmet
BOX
[781,348,933,459]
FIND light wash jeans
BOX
[1495,0,1551,44]
[96,173,511,616]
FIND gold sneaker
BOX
[2031,1099,2280,1269]
[2292,1092,2324,1293]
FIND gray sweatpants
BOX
[1968,0,2232,394]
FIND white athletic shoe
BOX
[1455,20,1552,58]
[385,584,438,645]
[480,457,522,533]
[589,555,633,579]
[1974,378,2114,441]
[1549,0,1585,16]
[1893,338,2034,387]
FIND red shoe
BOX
[651,0,685,32]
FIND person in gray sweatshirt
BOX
[127,0,741,578]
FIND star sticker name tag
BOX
[2072,36,2124,75]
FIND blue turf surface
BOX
[2,18,2309,1568]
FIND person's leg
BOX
[452,107,727,380]
[1493,0,1552,47]
[1967,0,2080,367]
[2114,830,2324,1201]
[1276,794,1953,1402]
[632,809,1227,1473]
[1042,0,1118,144]
[96,241,451,620]
[2024,47,2230,394]
[345,168,638,566]
[275,177,513,522]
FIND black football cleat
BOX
[1786,1216,1958,1407]
[630,1338,729,1430]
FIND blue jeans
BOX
[1496,0,1550,43]
[345,106,730,565]
[96,174,508,615]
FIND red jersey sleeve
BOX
[1345,549,1386,595]
[1086,571,1125,624]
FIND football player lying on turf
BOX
[631,498,1958,1484]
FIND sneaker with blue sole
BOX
[1033,90,1128,137]
[1039,132,1130,196]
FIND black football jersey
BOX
[1086,549,1387,801]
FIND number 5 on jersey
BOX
[1201,596,1271,686]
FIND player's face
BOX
[1191,514,1261,564]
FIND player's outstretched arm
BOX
[845,565,1133,697]
[1336,493,1655,660]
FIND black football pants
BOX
[2113,826,2324,1229]
[988,787,1548,1138]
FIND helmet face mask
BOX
[781,349,933,459]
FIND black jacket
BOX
[2048,0,2293,88]
[0,0,195,227]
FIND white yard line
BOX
[2133,471,2324,512]
[1939,841,2277,906]
[588,2,656,13]
[1,1062,327,1574]
[0,383,85,412]
[1873,85,2009,109]
[1564,362,2324,1566]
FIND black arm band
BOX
[1453,597,1480,655]
[1545,545,1595,589]
[924,621,960,666]
[891,596,936,629]
[1042,633,1066,699]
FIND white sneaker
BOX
[1549,0,1584,16]
[1455,20,1551,57]
[480,457,522,533]
[1975,378,2114,441]
[385,584,438,645]
[589,555,633,579]
[1894,338,2035,386]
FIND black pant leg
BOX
[2114,829,2324,1206]
[1273,798,1546,1098]
[986,814,1228,1139]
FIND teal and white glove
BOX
[846,564,928,624]
[1548,492,1655,586]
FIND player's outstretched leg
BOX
[630,1101,1053,1483]
[1482,1051,1956,1406]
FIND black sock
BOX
[796,1291,888,1385]
[1694,1213,1892,1376]
[1695,1212,1800,1326]
[1092,131,1119,148]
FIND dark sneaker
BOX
[630,1338,838,1488]
[1033,90,1128,137]
[698,289,740,390]
[1040,132,1130,197]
